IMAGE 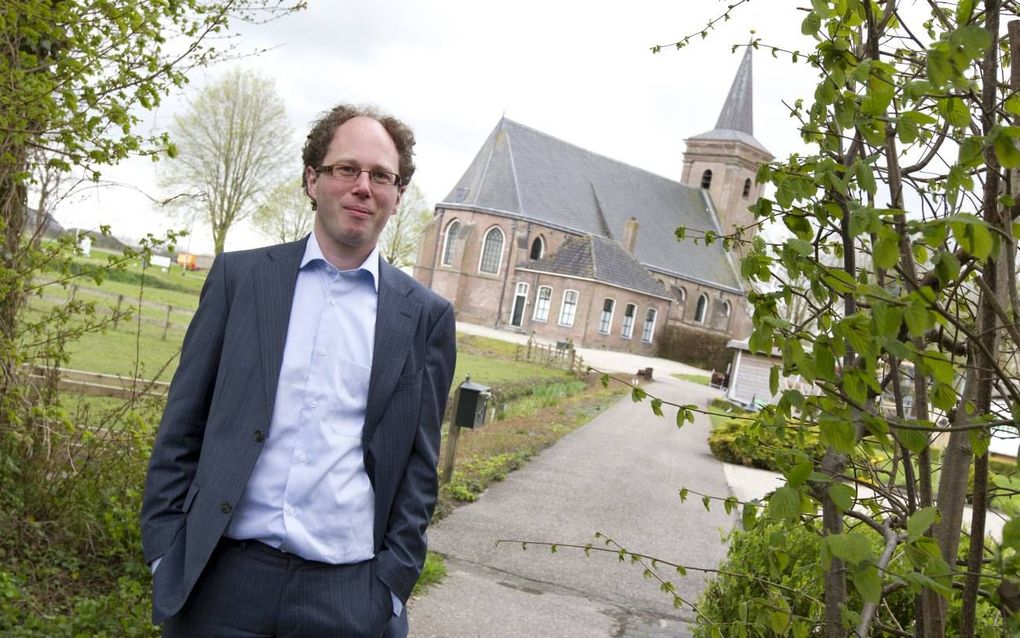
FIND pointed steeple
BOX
[686,49,769,154]
[715,48,754,134]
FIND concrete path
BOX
[408,378,732,637]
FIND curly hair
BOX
[301,104,417,209]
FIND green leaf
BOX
[825,532,873,564]
[904,295,931,337]
[926,46,951,87]
[702,495,711,511]
[741,501,758,530]
[872,301,903,337]
[769,486,802,522]
[939,97,971,128]
[873,231,900,270]
[1003,518,1020,551]
[650,398,664,417]
[851,565,882,603]
[994,133,1020,168]
[768,593,792,635]
[631,386,647,402]
[950,215,994,260]
[820,418,856,454]
[786,461,814,488]
[829,482,854,512]
[770,365,780,397]
[801,11,821,36]
[907,507,939,540]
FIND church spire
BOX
[714,48,754,134]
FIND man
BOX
[141,104,457,637]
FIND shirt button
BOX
[285,506,296,517]
[329,299,336,306]
[318,350,327,357]
[299,453,309,463]
[310,401,318,408]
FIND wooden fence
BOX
[36,284,194,339]
[514,337,589,378]
[25,365,170,400]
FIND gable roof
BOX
[441,119,742,292]
[526,235,669,298]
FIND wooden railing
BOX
[514,337,588,379]
[25,366,170,400]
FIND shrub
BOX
[708,416,824,472]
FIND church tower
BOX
[681,49,773,243]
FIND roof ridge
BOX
[714,48,754,134]
[587,234,599,279]
[499,118,697,192]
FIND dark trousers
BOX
[163,538,408,638]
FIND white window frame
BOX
[598,298,615,335]
[533,286,553,322]
[478,226,505,274]
[620,303,636,339]
[441,220,460,266]
[642,307,657,343]
[558,289,579,327]
[694,293,709,324]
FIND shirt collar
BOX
[300,233,380,293]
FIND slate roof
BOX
[441,119,743,292]
[686,49,770,156]
[526,235,669,298]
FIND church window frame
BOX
[558,289,579,327]
[441,220,460,266]
[641,308,657,343]
[694,293,709,324]
[621,303,636,339]
[742,178,752,198]
[478,226,505,274]
[598,298,615,335]
[700,170,713,189]
[533,286,553,322]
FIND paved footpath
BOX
[408,378,733,637]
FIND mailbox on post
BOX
[454,376,491,429]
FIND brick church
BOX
[414,51,771,356]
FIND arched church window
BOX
[695,294,709,323]
[530,236,545,260]
[441,220,460,266]
[700,170,713,189]
[742,178,752,198]
[479,226,505,274]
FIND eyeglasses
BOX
[315,163,402,186]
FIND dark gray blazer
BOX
[140,237,456,624]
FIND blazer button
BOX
[254,429,265,443]
[220,501,232,514]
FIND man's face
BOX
[305,116,403,265]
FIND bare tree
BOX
[160,67,293,254]
[251,178,313,243]
[379,182,431,268]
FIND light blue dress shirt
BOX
[225,235,401,615]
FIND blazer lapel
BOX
[363,259,421,444]
[255,238,306,416]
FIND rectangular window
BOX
[621,304,636,339]
[598,299,615,334]
[533,286,552,322]
[558,290,578,327]
[642,308,657,343]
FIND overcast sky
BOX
[54,0,819,254]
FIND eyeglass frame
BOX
[313,162,404,187]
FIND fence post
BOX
[440,388,462,485]
[162,304,172,340]
[113,294,124,329]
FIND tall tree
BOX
[161,67,293,254]
[379,182,432,268]
[252,178,314,243]
[637,2,1020,636]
